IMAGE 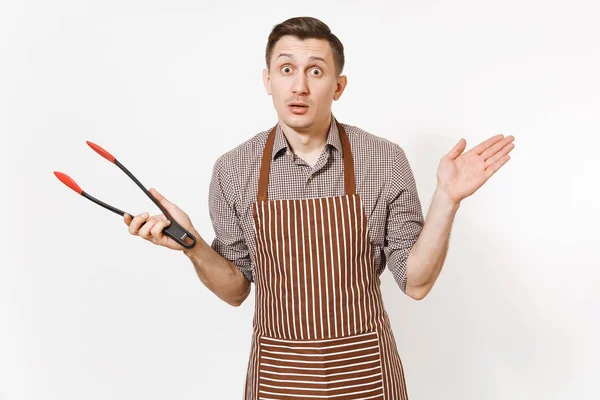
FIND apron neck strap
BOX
[257,118,356,202]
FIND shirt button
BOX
[307,174,313,183]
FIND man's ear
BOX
[333,75,348,101]
[262,68,272,95]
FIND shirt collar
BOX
[272,114,343,160]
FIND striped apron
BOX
[244,120,409,399]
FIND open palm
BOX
[437,134,515,204]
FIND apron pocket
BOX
[257,331,384,399]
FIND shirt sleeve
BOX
[384,146,424,294]
[208,155,254,283]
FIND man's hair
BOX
[265,16,345,76]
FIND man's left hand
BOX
[436,134,515,205]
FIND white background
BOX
[2,0,599,399]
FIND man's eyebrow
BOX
[277,53,328,64]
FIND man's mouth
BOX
[289,103,309,114]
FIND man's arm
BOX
[405,133,514,300]
[183,154,254,307]
[183,234,251,307]
[404,188,459,300]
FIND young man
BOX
[125,16,515,399]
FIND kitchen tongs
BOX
[53,141,196,249]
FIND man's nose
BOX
[292,73,309,95]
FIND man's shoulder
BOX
[341,122,404,157]
[212,126,271,170]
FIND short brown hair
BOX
[265,17,345,76]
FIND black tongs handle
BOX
[85,141,196,249]
[119,161,197,249]
[114,160,196,250]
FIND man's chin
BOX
[281,115,314,130]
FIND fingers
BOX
[138,216,171,243]
[445,138,467,160]
[473,134,505,155]
[127,212,163,235]
[127,212,149,235]
[128,212,170,244]
[138,216,159,239]
[484,140,515,167]
[150,219,171,242]
[149,188,179,215]
[481,135,515,161]
[485,154,511,179]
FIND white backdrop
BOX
[2,0,599,399]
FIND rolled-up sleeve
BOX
[208,155,254,282]
[384,146,424,294]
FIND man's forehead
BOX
[277,53,328,64]
[273,37,332,61]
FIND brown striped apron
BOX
[244,120,409,399]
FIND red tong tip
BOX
[54,171,83,195]
[86,141,116,163]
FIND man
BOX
[124,16,515,400]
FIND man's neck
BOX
[279,113,332,161]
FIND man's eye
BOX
[281,66,292,73]
[310,68,322,76]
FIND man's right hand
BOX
[123,188,250,306]
[124,187,198,251]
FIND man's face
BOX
[263,35,347,132]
